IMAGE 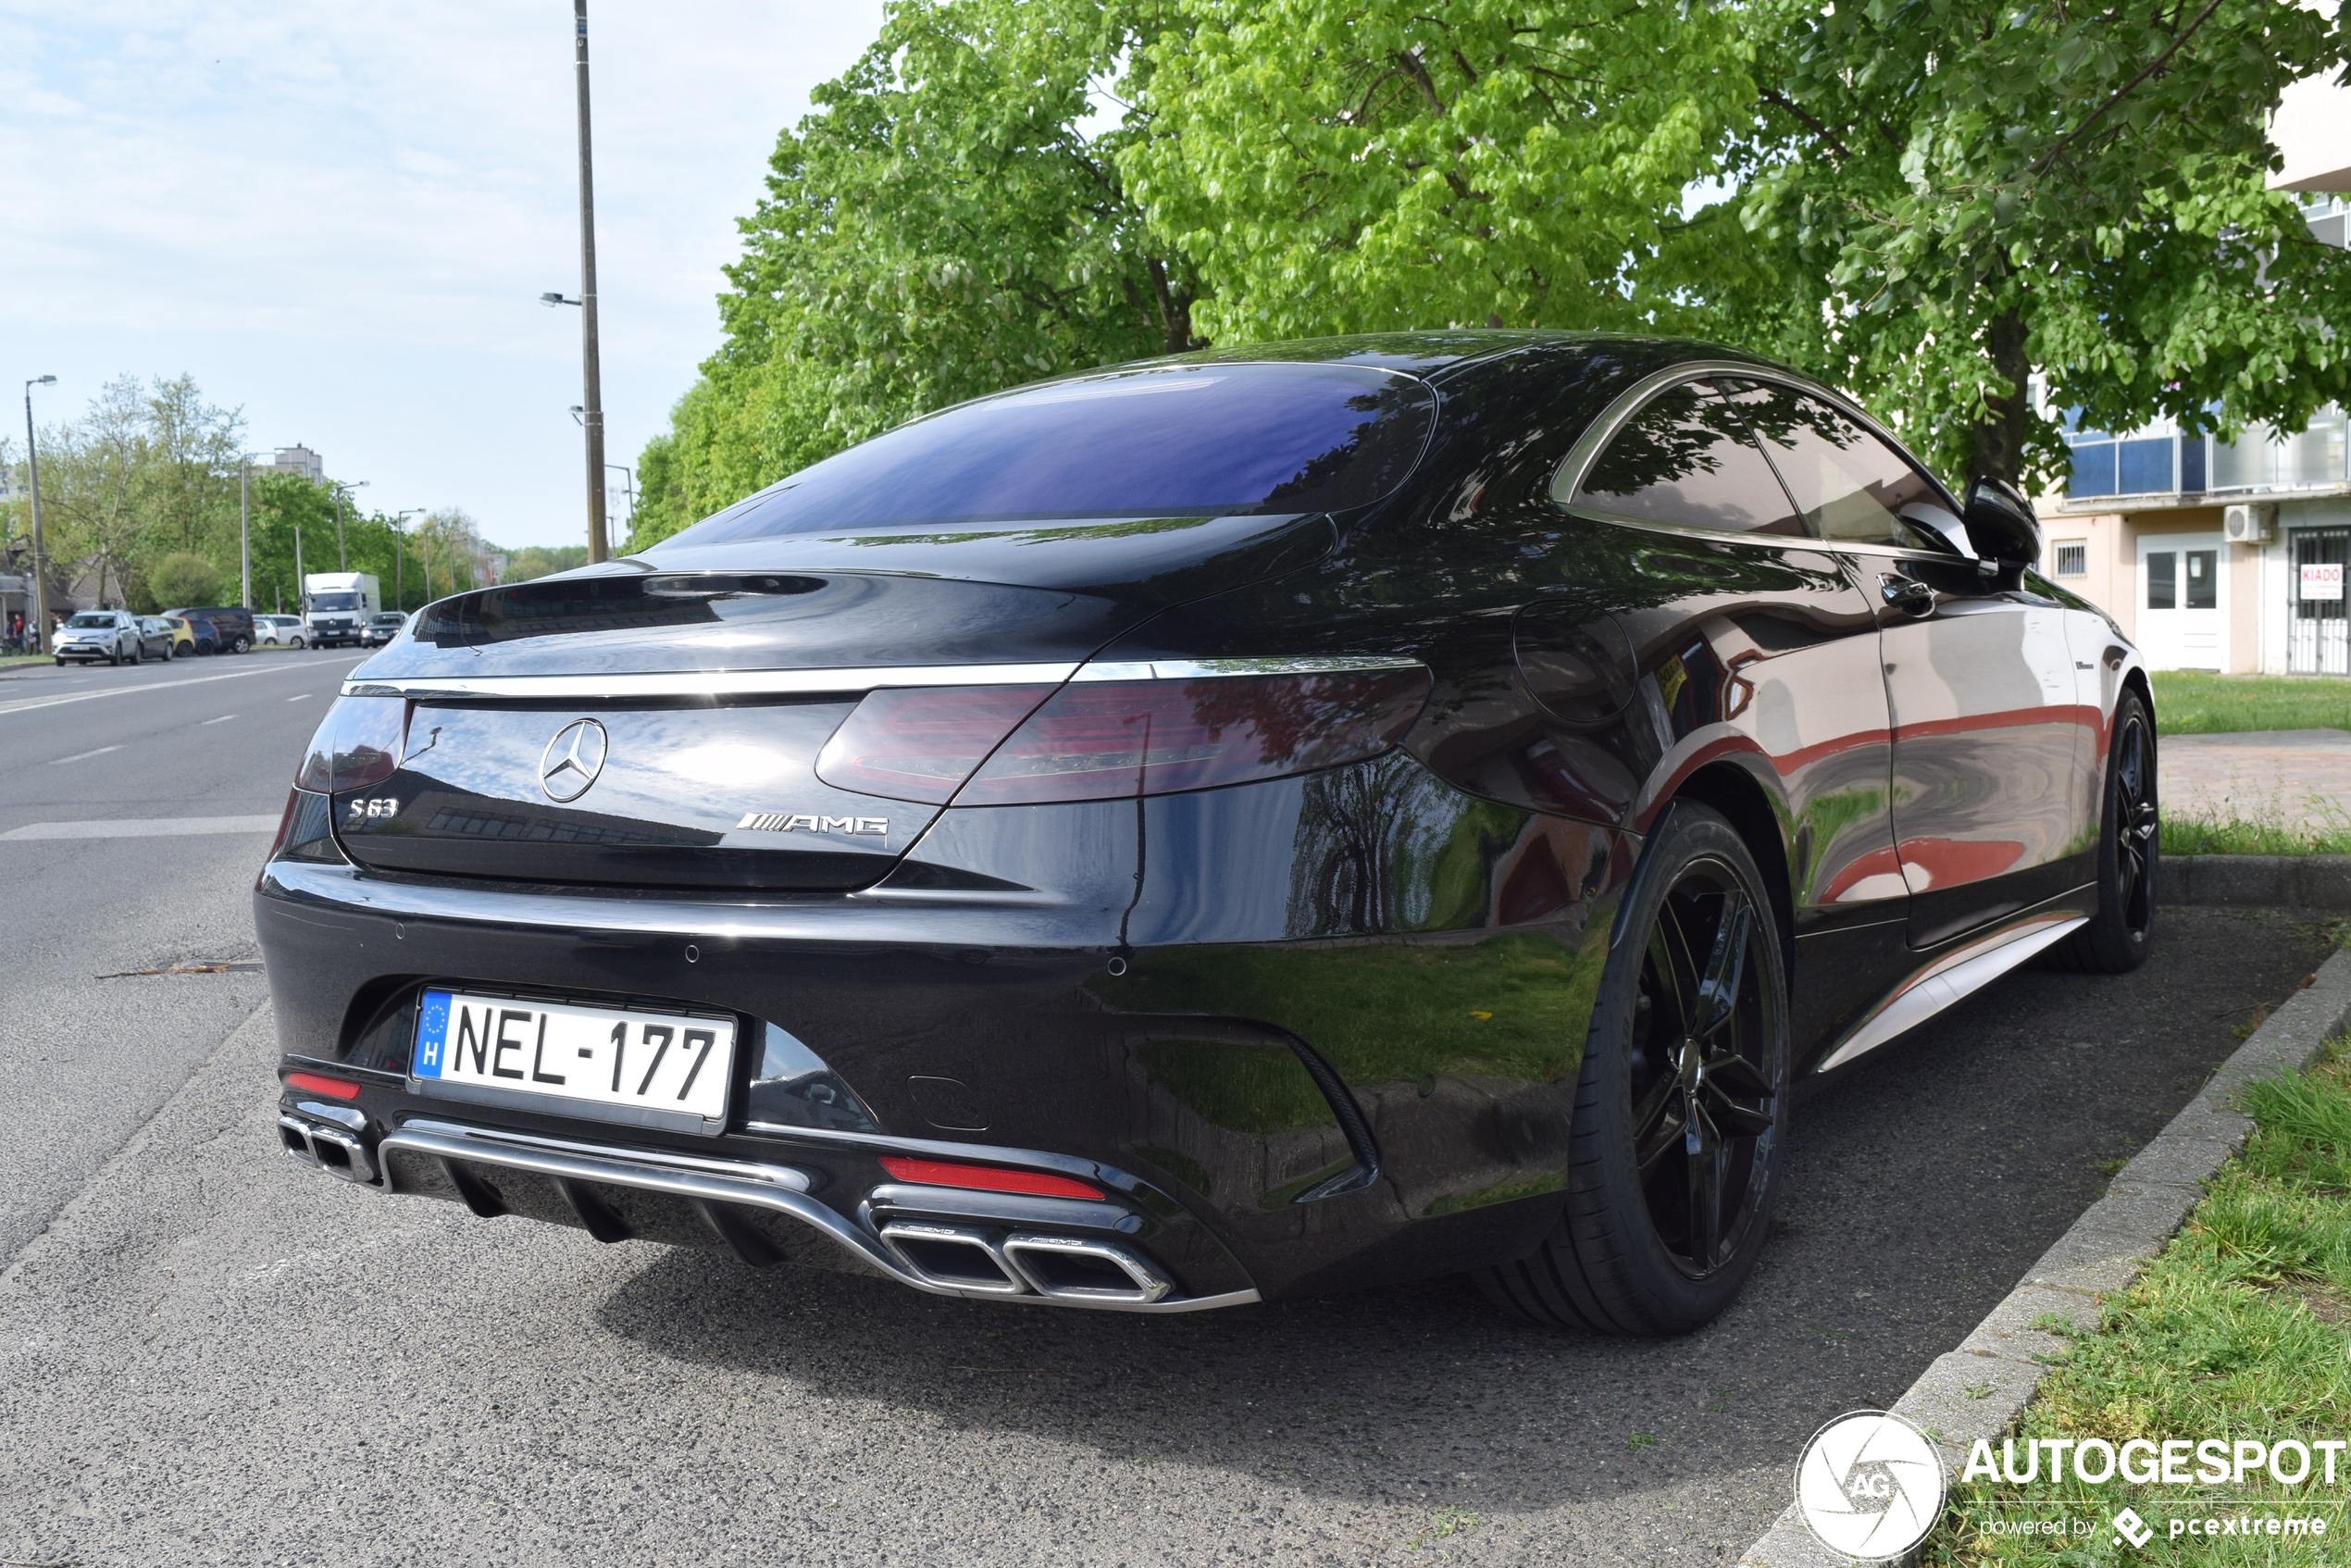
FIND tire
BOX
[53,657,62,666]
[1479,802,1792,1336]
[231,635,251,654]
[2046,687,2157,974]
[292,636,305,650]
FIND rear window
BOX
[658,363,1437,544]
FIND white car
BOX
[254,614,308,650]
[53,609,146,666]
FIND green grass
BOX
[2150,672,2351,736]
[2162,817,2351,857]
[1925,1035,2351,1563]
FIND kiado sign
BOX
[2303,562,2345,602]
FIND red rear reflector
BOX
[877,1155,1103,1201]
[284,1071,362,1101]
[956,667,1430,805]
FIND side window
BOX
[1727,384,1959,553]
[1564,382,1803,536]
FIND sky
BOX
[0,1,889,550]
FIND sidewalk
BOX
[2160,728,2351,833]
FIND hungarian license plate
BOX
[410,989,736,1133]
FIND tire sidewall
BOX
[1574,802,1792,1332]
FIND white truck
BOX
[303,572,380,648]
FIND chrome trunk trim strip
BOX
[342,663,1082,702]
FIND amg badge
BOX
[738,812,889,837]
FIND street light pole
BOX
[333,479,367,572]
[573,0,611,564]
[392,508,422,609]
[22,376,55,655]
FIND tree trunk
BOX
[1967,310,2033,491]
[1147,257,1199,354]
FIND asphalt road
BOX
[0,660,2332,1565]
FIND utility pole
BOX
[294,526,305,619]
[22,377,54,653]
[574,0,610,563]
[238,456,254,608]
[332,479,367,572]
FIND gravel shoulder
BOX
[0,906,2330,1567]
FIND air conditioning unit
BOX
[2224,502,2277,544]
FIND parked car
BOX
[159,616,198,658]
[254,614,309,649]
[52,609,147,666]
[162,605,255,653]
[263,333,2155,1338]
[135,616,180,661]
[361,611,409,647]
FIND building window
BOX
[2185,548,2217,610]
[2053,540,2086,577]
[2147,551,2176,610]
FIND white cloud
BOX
[0,0,888,547]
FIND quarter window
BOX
[2053,541,2087,577]
[1567,382,1802,536]
[1728,385,1957,552]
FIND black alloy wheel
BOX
[1481,802,1790,1335]
[2048,687,2157,973]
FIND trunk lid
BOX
[331,516,1330,890]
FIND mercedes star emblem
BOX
[540,718,608,803]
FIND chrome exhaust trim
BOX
[876,1221,1027,1295]
[374,1117,1258,1313]
[1003,1233,1172,1304]
[278,1112,378,1184]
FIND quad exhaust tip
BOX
[278,1112,379,1186]
[877,1221,1171,1304]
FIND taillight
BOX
[877,1155,1103,1201]
[283,1071,361,1101]
[815,685,1056,803]
[961,666,1430,805]
[294,696,409,792]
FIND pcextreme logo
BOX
[1795,1411,1947,1560]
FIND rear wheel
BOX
[1480,803,1790,1336]
[231,635,251,654]
[292,635,305,650]
[2046,688,2157,973]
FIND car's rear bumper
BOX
[254,763,1624,1306]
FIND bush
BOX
[146,553,222,610]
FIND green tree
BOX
[38,377,152,609]
[503,544,591,582]
[630,0,1198,549]
[1723,0,2351,488]
[146,552,222,611]
[1121,0,1756,340]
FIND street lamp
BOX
[565,0,610,565]
[22,376,55,654]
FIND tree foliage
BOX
[1122,0,1755,340]
[629,0,1196,549]
[637,0,2351,524]
[1724,0,2351,486]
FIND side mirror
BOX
[1962,476,2043,566]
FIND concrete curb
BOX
[1736,945,2351,1567]
[2162,854,2351,910]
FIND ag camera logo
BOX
[1796,1410,1947,1560]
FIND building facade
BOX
[2035,199,2350,674]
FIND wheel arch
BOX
[1659,759,1797,989]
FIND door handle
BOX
[1878,574,1934,616]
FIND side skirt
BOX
[1813,902,2090,1075]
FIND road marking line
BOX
[287,692,312,702]
[0,658,369,719]
[0,815,283,840]
[202,714,237,725]
[48,745,124,765]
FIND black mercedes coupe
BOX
[260,333,2156,1336]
